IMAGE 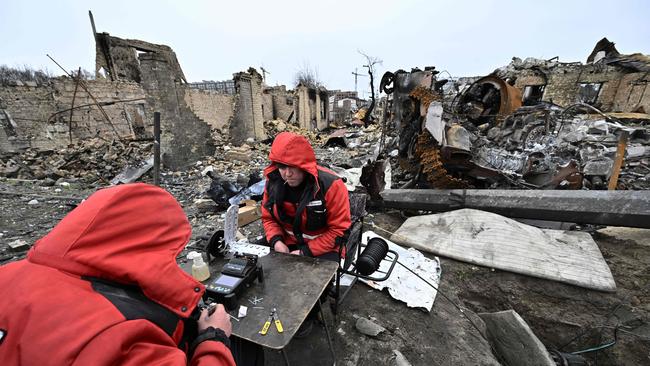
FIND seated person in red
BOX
[0,183,234,366]
[262,132,351,262]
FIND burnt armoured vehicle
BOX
[375,68,650,191]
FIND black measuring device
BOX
[205,253,263,310]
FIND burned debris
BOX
[380,40,650,192]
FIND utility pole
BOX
[260,66,270,84]
[351,67,366,95]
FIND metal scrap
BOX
[380,66,650,191]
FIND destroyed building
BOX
[1,14,650,364]
[0,14,333,170]
[454,38,650,123]
[294,82,330,131]
[329,90,362,124]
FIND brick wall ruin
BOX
[265,86,295,122]
[229,68,267,144]
[94,32,186,84]
[183,89,234,131]
[0,78,148,153]
[262,93,274,121]
[499,43,650,113]
[294,84,329,131]
[1,25,331,163]
[138,52,214,168]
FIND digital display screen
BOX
[214,274,240,288]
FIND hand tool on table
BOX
[259,308,283,335]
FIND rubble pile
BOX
[0,138,152,184]
[477,105,650,189]
[264,119,321,144]
[317,125,385,168]
[381,67,650,190]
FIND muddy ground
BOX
[1,177,649,365]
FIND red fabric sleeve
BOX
[305,180,351,256]
[261,188,285,243]
[73,320,235,366]
[191,340,236,366]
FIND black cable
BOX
[571,326,619,356]
[558,324,650,356]
[395,260,489,344]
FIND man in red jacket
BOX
[262,131,352,262]
[0,183,235,366]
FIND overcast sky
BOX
[2,0,649,98]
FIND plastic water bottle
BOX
[187,251,210,281]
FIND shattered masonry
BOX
[1,23,333,168]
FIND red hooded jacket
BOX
[262,132,351,257]
[0,183,235,366]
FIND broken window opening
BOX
[522,85,546,106]
[577,82,603,105]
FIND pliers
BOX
[259,308,283,335]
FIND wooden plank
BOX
[390,209,616,292]
[608,131,629,190]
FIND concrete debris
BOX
[109,156,154,185]
[392,350,412,366]
[0,138,152,184]
[479,310,556,366]
[380,188,650,229]
[8,239,29,252]
[224,148,252,163]
[193,198,219,213]
[390,209,616,292]
[264,119,320,144]
[27,199,39,205]
[355,317,386,337]
[596,226,650,247]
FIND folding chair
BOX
[331,193,398,316]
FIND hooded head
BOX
[264,132,318,181]
[27,183,201,317]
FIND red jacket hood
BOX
[264,132,318,180]
[27,183,201,318]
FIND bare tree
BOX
[294,62,321,89]
[0,65,53,86]
[358,50,382,125]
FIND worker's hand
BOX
[274,241,290,253]
[290,250,302,256]
[198,304,232,337]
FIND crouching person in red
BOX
[262,131,352,262]
[0,183,235,366]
